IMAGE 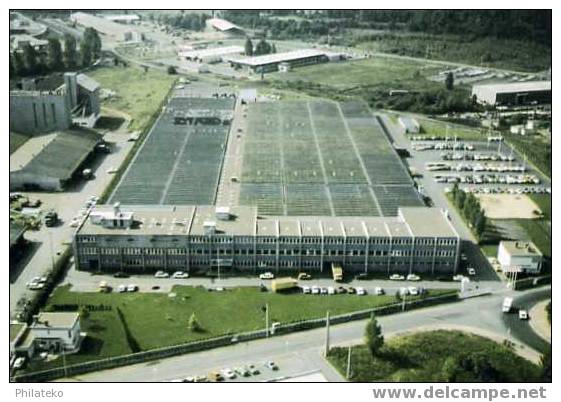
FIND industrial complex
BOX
[471,81,551,106]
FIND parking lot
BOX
[10,129,135,316]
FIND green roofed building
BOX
[10,129,102,191]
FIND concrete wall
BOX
[10,92,71,134]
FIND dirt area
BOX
[477,194,541,219]
[529,300,551,343]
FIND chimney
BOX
[64,72,78,108]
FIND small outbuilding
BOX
[497,241,543,274]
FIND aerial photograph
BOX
[8,7,552,392]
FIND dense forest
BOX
[223,10,551,45]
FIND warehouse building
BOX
[206,18,245,36]
[178,45,244,63]
[10,129,103,191]
[497,241,543,274]
[472,81,551,106]
[71,12,144,42]
[226,49,329,73]
[10,72,101,133]
[74,204,460,275]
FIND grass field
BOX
[416,118,487,141]
[23,285,455,372]
[328,329,541,382]
[278,57,444,92]
[528,194,551,221]
[88,65,176,131]
[10,132,31,155]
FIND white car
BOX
[106,167,118,174]
[356,287,366,295]
[27,282,45,291]
[399,287,409,296]
[467,268,476,276]
[118,284,127,293]
[408,286,419,296]
[221,368,236,379]
[154,271,169,278]
[13,357,26,369]
[320,287,328,295]
[259,272,275,280]
[172,271,189,279]
[518,309,529,320]
[374,287,384,295]
[407,274,421,281]
[389,274,405,281]
[327,286,335,295]
[452,275,465,281]
[311,285,320,295]
[302,286,311,294]
[127,284,138,292]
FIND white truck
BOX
[502,297,513,313]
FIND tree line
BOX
[244,37,276,56]
[10,28,101,77]
[148,11,209,31]
[223,10,551,45]
[450,184,487,239]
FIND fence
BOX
[513,274,551,291]
[12,291,458,382]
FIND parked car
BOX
[336,286,347,294]
[259,272,275,280]
[172,271,189,279]
[327,286,336,295]
[208,372,224,382]
[356,287,366,295]
[13,357,26,370]
[118,284,127,293]
[399,287,409,296]
[390,274,405,281]
[347,286,356,294]
[408,286,419,296]
[302,286,311,294]
[246,364,260,375]
[127,284,138,292]
[320,287,328,295]
[264,361,278,370]
[194,375,208,382]
[374,287,384,295]
[311,286,320,295]
[452,275,465,281]
[234,367,250,377]
[518,309,529,320]
[355,273,369,280]
[154,271,169,278]
[406,274,421,281]
[297,272,312,280]
[467,268,476,276]
[221,368,236,379]
[113,272,129,278]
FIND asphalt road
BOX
[62,286,549,382]
[10,129,134,316]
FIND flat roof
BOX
[500,241,543,257]
[399,207,458,238]
[227,49,326,67]
[179,45,244,59]
[34,312,79,329]
[78,206,459,239]
[80,205,196,236]
[472,81,551,94]
[190,206,257,237]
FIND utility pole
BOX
[324,310,330,356]
[265,303,270,338]
[346,345,352,379]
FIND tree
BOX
[12,52,25,76]
[271,43,277,53]
[254,38,272,55]
[80,41,93,67]
[456,189,466,210]
[79,305,90,319]
[47,38,64,71]
[475,211,487,237]
[445,72,454,90]
[540,349,552,382]
[441,356,460,382]
[244,37,253,56]
[188,312,201,332]
[364,315,384,356]
[22,43,39,75]
[63,34,78,69]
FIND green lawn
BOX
[528,194,551,221]
[277,57,444,92]
[480,244,499,258]
[10,132,31,155]
[504,134,551,179]
[328,330,541,382]
[23,285,455,372]
[416,118,487,141]
[87,65,176,131]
